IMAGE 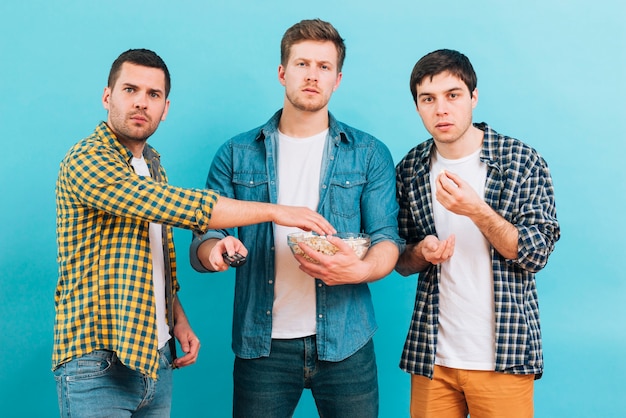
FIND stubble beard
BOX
[285,90,329,113]
[109,110,158,144]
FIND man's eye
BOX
[124,87,134,93]
[449,93,458,99]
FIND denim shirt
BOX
[190,110,403,361]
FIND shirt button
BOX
[322,184,327,189]
[318,283,322,287]
[318,314,323,318]
[345,181,350,185]
[266,311,271,315]
[268,280,273,284]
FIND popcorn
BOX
[287,232,370,263]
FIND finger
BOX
[438,175,455,193]
[441,236,455,259]
[210,245,230,270]
[235,244,248,257]
[222,238,245,256]
[179,337,191,354]
[423,239,439,253]
[433,244,447,260]
[296,244,322,264]
[174,352,194,368]
[210,257,229,271]
[325,235,351,253]
[308,215,336,236]
[188,337,200,356]
[174,338,200,368]
[448,236,455,257]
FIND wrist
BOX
[267,203,279,223]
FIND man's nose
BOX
[436,101,448,115]
[134,95,148,109]
[306,68,319,82]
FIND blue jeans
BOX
[233,337,379,418]
[54,344,173,417]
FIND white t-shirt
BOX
[130,156,171,349]
[271,129,327,339]
[430,148,495,370]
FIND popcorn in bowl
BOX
[287,232,371,263]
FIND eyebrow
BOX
[418,87,464,97]
[293,57,334,66]
[121,82,164,95]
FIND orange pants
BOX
[410,365,534,418]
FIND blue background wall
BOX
[1,0,624,416]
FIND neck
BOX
[278,103,329,138]
[105,122,146,158]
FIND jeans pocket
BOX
[56,352,115,382]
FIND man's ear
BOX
[102,87,111,111]
[161,99,170,122]
[332,71,342,92]
[278,65,286,87]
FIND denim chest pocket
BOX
[328,173,366,220]
[232,172,270,202]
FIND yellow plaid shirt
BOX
[54,122,219,379]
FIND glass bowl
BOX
[286,232,371,262]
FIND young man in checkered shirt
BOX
[395,49,560,418]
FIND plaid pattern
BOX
[53,122,219,379]
[396,123,560,378]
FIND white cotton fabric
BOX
[271,129,327,339]
[131,156,170,349]
[430,148,495,370]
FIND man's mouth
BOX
[130,113,148,123]
[303,85,319,94]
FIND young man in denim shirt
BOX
[395,49,560,417]
[190,19,402,417]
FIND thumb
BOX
[179,337,191,354]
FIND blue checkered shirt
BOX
[395,123,560,378]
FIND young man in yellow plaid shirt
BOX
[53,48,335,417]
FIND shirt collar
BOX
[255,109,349,144]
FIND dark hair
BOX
[107,49,171,97]
[409,49,477,105]
[280,19,346,72]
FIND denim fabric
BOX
[190,110,403,362]
[233,337,378,418]
[54,344,173,417]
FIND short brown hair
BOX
[108,49,171,97]
[409,49,477,105]
[280,19,346,72]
